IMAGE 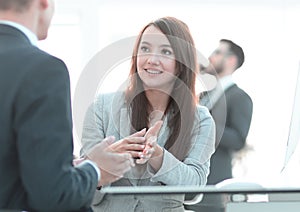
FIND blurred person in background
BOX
[185,39,253,212]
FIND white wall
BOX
[39,0,300,186]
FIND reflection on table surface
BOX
[101,185,300,211]
[101,185,300,195]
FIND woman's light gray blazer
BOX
[81,92,215,212]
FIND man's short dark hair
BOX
[220,39,245,70]
[0,0,33,12]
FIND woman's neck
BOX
[145,89,170,112]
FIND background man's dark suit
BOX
[207,84,253,184]
[185,83,253,212]
[185,39,252,212]
[0,24,97,211]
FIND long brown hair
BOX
[125,17,198,161]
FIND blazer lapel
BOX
[119,108,139,185]
[119,108,131,138]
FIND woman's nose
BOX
[147,53,160,65]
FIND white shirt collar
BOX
[201,75,235,109]
[0,20,38,46]
[219,75,235,91]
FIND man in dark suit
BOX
[203,39,253,185]
[185,39,253,211]
[0,0,134,211]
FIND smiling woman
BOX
[79,16,215,212]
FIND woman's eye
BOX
[140,46,149,52]
[162,49,172,55]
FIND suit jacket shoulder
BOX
[225,84,252,103]
[0,24,98,211]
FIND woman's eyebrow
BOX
[140,41,172,48]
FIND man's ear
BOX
[227,55,238,70]
[39,0,49,10]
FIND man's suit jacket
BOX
[206,84,253,184]
[0,24,97,211]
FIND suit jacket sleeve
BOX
[217,88,253,150]
[14,53,98,211]
[80,95,109,205]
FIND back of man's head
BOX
[0,0,33,12]
[220,39,245,70]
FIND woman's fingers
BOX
[126,136,146,144]
[145,121,163,139]
[128,128,146,138]
[105,123,162,162]
[108,136,146,155]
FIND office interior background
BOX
[38,0,300,187]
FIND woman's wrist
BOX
[149,145,164,171]
[152,145,163,159]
